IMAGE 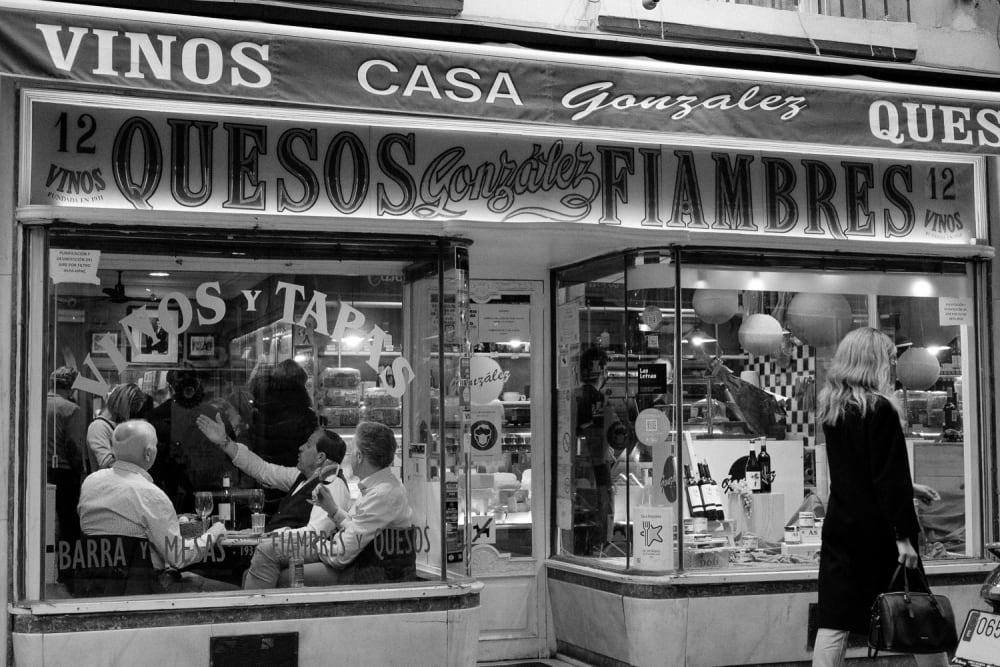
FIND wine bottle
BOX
[759,443,772,493]
[746,443,762,493]
[218,472,234,530]
[700,460,724,520]
[943,388,959,431]
[684,464,706,518]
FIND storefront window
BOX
[35,227,466,599]
[554,249,978,574]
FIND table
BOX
[186,531,262,586]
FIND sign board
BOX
[632,506,674,571]
[3,4,1000,156]
[24,96,980,246]
[637,363,669,395]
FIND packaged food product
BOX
[321,367,360,388]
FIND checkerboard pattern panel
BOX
[748,344,817,447]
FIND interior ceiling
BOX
[58,255,411,302]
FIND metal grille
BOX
[209,632,298,667]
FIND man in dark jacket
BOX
[46,366,86,581]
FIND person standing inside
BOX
[574,346,615,554]
[812,327,948,667]
[86,382,151,472]
[46,366,86,578]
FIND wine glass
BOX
[248,488,266,533]
[248,488,265,514]
[194,491,214,530]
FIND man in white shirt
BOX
[77,420,236,594]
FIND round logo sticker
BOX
[470,355,509,403]
[635,408,671,447]
[641,305,662,329]
[470,420,498,451]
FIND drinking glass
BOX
[248,488,265,514]
[194,491,214,528]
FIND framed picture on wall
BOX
[126,307,179,364]
[89,331,119,355]
[187,333,216,360]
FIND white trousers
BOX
[811,628,950,667]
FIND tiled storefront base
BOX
[12,579,482,666]
[547,560,989,667]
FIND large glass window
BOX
[33,226,467,600]
[553,249,980,574]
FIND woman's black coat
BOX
[817,396,921,632]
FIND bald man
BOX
[78,419,237,594]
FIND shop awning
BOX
[2,0,1000,155]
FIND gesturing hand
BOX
[195,413,228,448]
[312,483,340,517]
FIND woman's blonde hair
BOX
[817,327,898,426]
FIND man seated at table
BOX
[77,419,237,594]
[195,413,351,534]
[236,421,415,589]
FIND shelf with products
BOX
[228,311,405,431]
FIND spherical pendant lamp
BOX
[692,289,739,325]
[738,313,785,356]
[786,293,854,348]
[896,347,941,390]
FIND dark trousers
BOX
[48,467,81,581]
[48,467,81,542]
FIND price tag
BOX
[953,610,1000,666]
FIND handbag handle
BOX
[887,564,943,619]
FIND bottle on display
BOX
[684,464,706,518]
[746,443,762,493]
[699,460,724,520]
[218,473,233,530]
[759,444,772,493]
[943,388,960,432]
[640,468,654,506]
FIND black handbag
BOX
[868,564,958,658]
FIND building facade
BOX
[2,1,999,665]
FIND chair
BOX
[70,534,164,597]
[345,526,419,584]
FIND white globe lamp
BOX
[738,314,784,356]
[896,347,941,390]
[692,289,739,325]
[786,293,853,348]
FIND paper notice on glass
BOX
[557,495,573,531]
[939,297,972,325]
[557,300,580,346]
[470,303,530,344]
[556,390,573,459]
[50,248,100,284]
[633,506,674,571]
[557,346,579,390]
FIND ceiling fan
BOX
[102,270,159,304]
